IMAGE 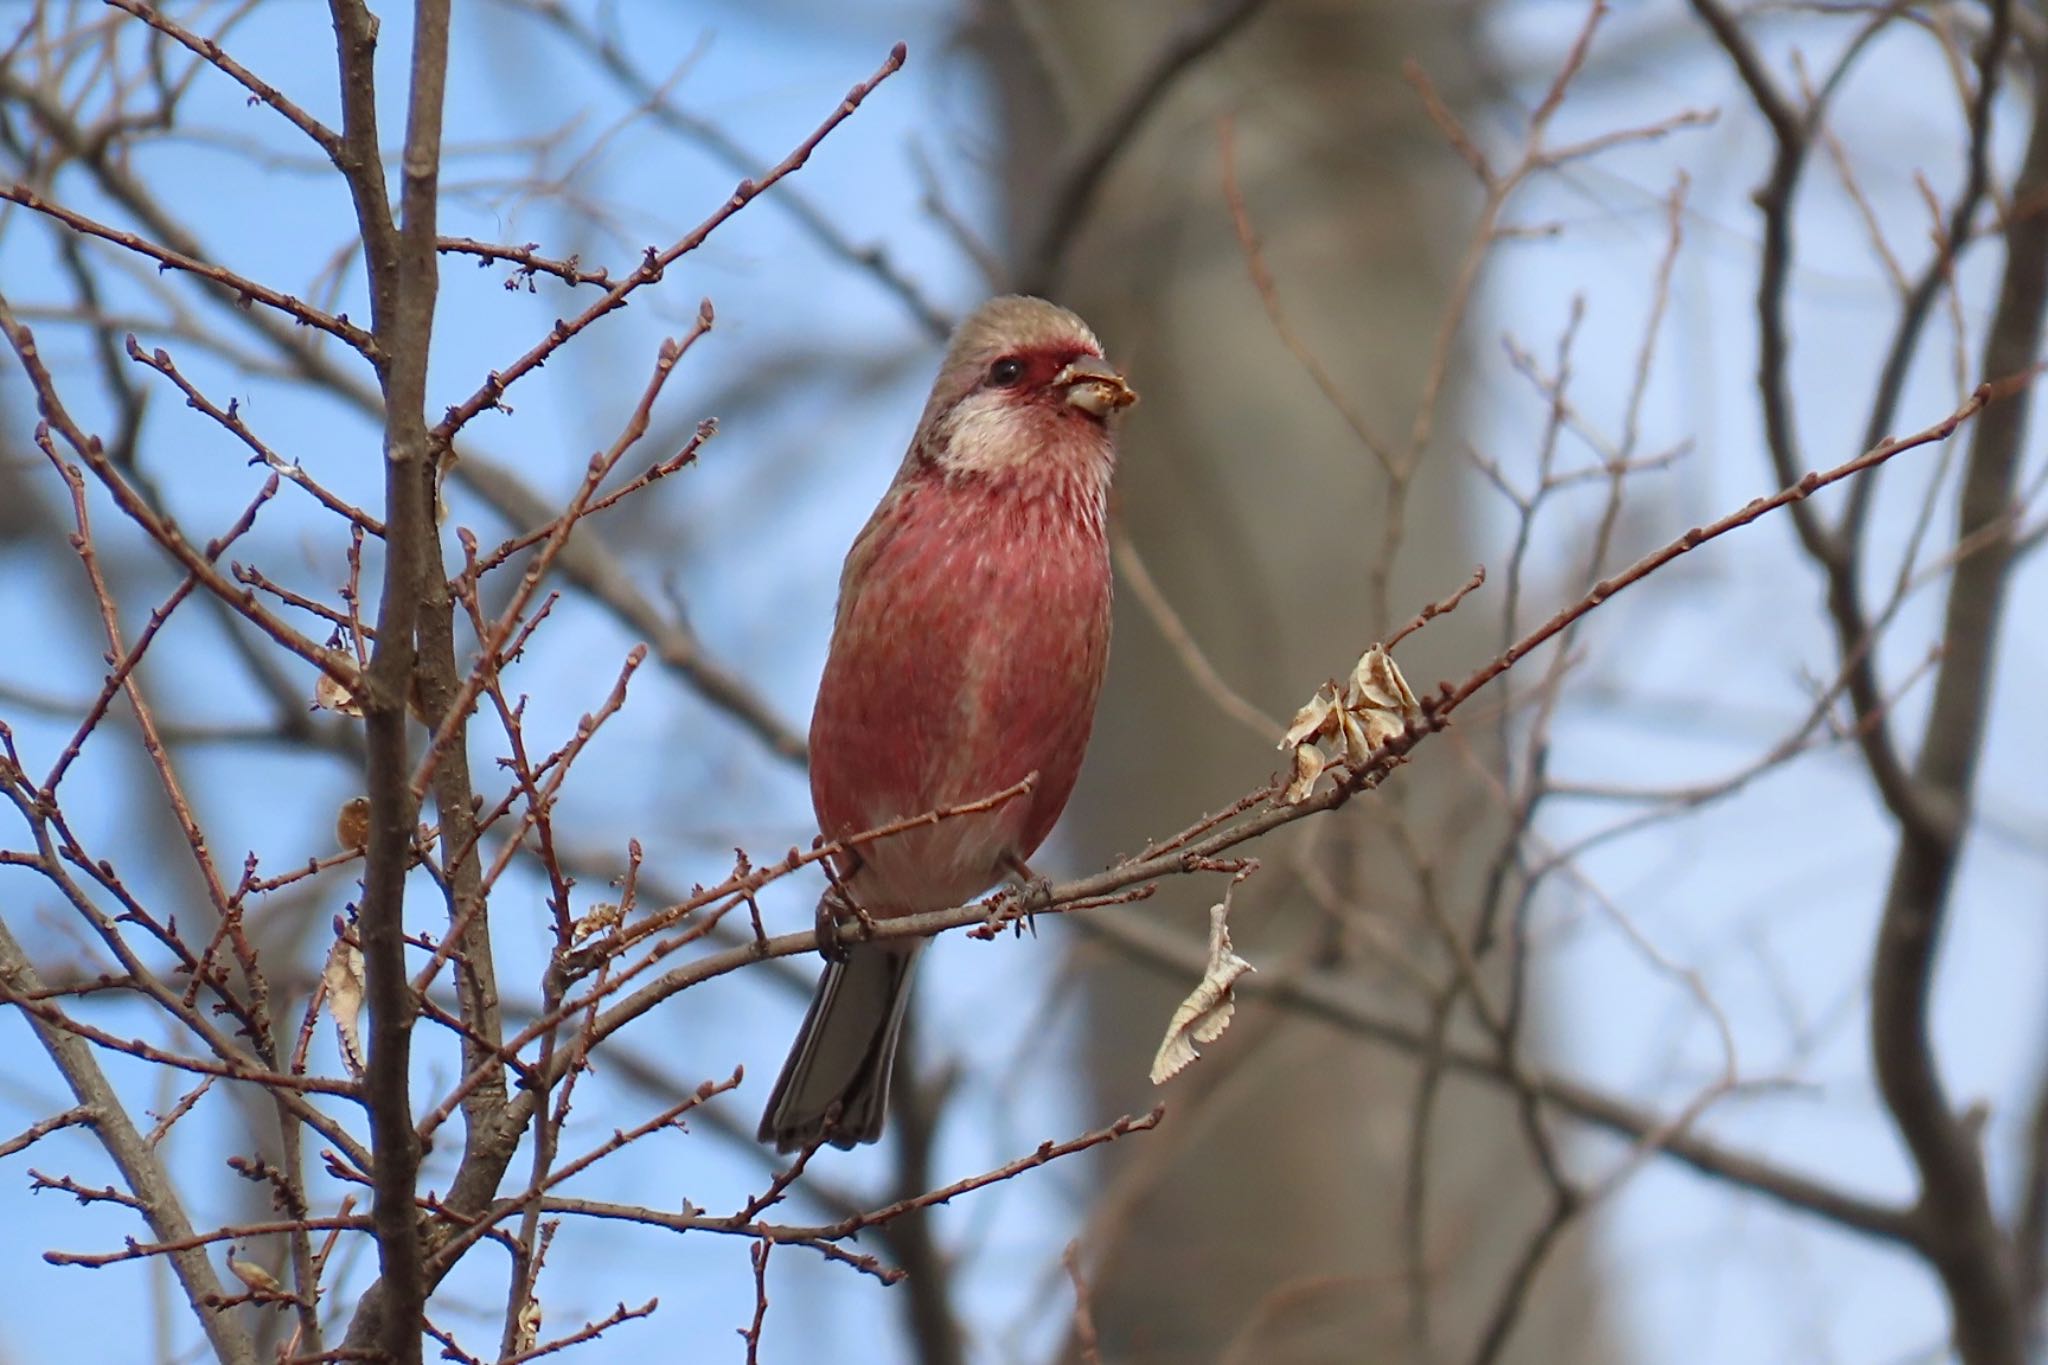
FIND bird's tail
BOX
[757,943,922,1152]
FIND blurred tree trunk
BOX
[971,4,1624,1361]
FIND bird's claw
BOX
[987,856,1054,938]
[1010,874,1054,937]
[814,888,855,964]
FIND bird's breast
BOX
[809,474,1112,912]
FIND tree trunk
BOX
[973,5,1624,1360]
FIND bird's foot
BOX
[814,850,877,963]
[990,855,1054,939]
[814,887,862,964]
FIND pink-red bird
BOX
[758,296,1137,1152]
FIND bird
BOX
[757,295,1137,1152]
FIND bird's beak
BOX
[1056,355,1138,417]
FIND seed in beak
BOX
[1056,357,1138,416]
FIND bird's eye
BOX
[988,356,1026,387]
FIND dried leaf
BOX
[1346,645,1420,715]
[514,1297,542,1354]
[572,901,621,944]
[1358,707,1407,751]
[1279,684,1339,749]
[313,664,363,718]
[228,1250,282,1295]
[1151,898,1256,1083]
[1338,709,1371,766]
[1281,742,1325,804]
[1279,648,1423,804]
[322,936,367,1079]
[1345,647,1422,759]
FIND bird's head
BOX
[908,295,1137,480]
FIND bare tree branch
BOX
[1017,0,1274,294]
[0,915,258,1365]
[327,0,458,1355]
[1865,31,2048,1365]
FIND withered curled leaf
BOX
[227,1250,283,1295]
[1339,709,1372,766]
[1346,645,1422,752]
[1151,897,1256,1084]
[513,1297,542,1354]
[313,661,364,718]
[1348,644,1421,715]
[321,935,367,1079]
[1276,645,1423,803]
[1280,684,1341,750]
[1281,742,1325,805]
[572,901,621,944]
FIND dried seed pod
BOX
[335,796,371,852]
